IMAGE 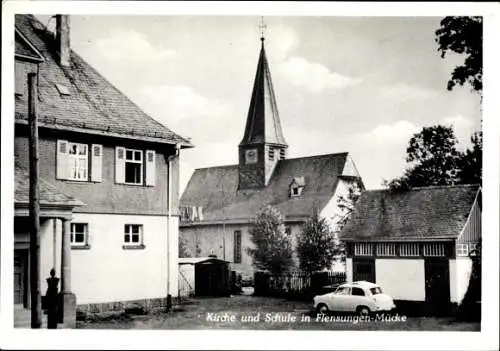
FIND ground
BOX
[76,295,480,331]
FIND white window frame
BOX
[456,243,469,257]
[124,224,143,247]
[399,243,420,257]
[70,223,89,247]
[376,243,396,256]
[422,243,446,257]
[67,142,89,181]
[124,148,143,185]
[468,243,480,253]
[354,243,373,256]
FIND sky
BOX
[36,14,482,192]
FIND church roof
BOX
[14,15,192,147]
[239,39,287,147]
[180,153,355,224]
[339,184,481,241]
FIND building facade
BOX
[340,184,482,313]
[180,36,364,279]
[14,14,192,327]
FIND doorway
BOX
[425,259,450,315]
[14,249,28,307]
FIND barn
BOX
[339,184,481,314]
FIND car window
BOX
[351,287,365,296]
[370,287,382,295]
[335,286,351,295]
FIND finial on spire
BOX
[258,16,267,42]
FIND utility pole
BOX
[28,72,42,328]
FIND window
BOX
[469,243,480,256]
[335,286,350,295]
[400,243,419,257]
[376,243,396,256]
[123,224,144,249]
[125,149,143,185]
[456,243,469,257]
[68,143,88,181]
[57,140,102,182]
[279,149,286,160]
[354,243,373,256]
[71,223,89,248]
[234,230,242,263]
[245,149,258,164]
[422,243,445,257]
[268,148,275,161]
[370,287,383,295]
[351,287,365,296]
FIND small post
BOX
[28,72,42,329]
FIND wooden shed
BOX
[178,257,230,297]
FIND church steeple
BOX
[239,37,288,147]
[238,26,288,190]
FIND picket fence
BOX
[254,270,346,300]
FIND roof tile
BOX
[14,15,192,147]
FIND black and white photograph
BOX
[1,1,499,350]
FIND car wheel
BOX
[316,303,329,314]
[356,306,370,316]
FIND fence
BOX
[254,271,346,301]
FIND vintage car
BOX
[313,281,396,315]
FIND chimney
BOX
[56,15,70,67]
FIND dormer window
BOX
[289,176,305,198]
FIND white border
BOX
[2,1,499,350]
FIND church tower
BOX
[238,33,288,190]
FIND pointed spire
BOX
[239,35,287,147]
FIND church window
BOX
[234,230,242,263]
[268,148,275,160]
[279,149,286,160]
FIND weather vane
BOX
[259,16,267,41]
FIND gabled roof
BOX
[340,184,481,242]
[239,38,287,147]
[180,153,353,224]
[15,167,84,207]
[14,15,192,147]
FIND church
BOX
[179,34,364,279]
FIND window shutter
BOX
[15,62,25,96]
[91,144,103,182]
[56,140,69,180]
[115,147,125,184]
[145,150,156,186]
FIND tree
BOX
[457,131,482,185]
[435,16,482,93]
[178,235,191,258]
[387,125,482,190]
[247,205,294,275]
[387,125,460,190]
[335,181,363,260]
[297,212,336,274]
